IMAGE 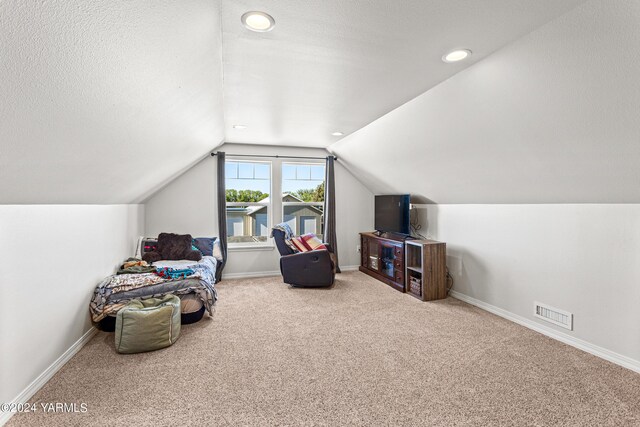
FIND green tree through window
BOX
[290,182,324,202]
[226,189,269,203]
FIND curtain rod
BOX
[210,152,337,161]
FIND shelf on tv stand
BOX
[359,232,405,292]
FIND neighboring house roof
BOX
[245,196,270,215]
[244,194,323,216]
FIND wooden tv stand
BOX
[359,232,447,301]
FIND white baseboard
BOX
[0,327,98,426]
[222,265,360,280]
[222,270,281,279]
[449,290,640,374]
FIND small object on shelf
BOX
[369,255,378,270]
[409,276,422,297]
[383,259,394,277]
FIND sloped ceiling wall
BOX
[0,0,225,204]
[221,0,584,147]
[329,0,640,203]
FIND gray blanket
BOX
[90,256,218,322]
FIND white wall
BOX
[144,143,374,276]
[418,204,640,366]
[0,205,144,409]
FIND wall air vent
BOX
[534,302,573,330]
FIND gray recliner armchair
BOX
[272,228,335,288]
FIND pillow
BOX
[193,237,216,257]
[291,236,310,252]
[291,234,327,252]
[149,232,202,262]
[212,239,224,261]
[300,233,328,251]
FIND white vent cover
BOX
[534,302,573,330]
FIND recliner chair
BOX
[272,228,335,288]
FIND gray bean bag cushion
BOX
[115,295,181,354]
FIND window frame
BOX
[281,161,325,239]
[225,158,273,249]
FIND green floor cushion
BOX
[115,295,181,354]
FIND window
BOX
[225,160,271,245]
[300,216,317,234]
[282,163,325,239]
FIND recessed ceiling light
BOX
[233,125,247,130]
[331,131,344,136]
[241,11,275,32]
[442,49,472,63]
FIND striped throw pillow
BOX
[291,236,310,252]
[291,233,327,252]
[302,233,327,251]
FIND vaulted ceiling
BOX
[221,0,585,147]
[1,0,607,204]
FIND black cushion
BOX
[181,305,205,324]
[98,316,116,332]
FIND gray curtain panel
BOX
[216,152,227,281]
[324,155,340,273]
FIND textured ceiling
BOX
[0,0,225,204]
[329,0,640,203]
[221,0,585,147]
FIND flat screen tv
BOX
[375,194,410,235]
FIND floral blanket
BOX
[90,256,218,322]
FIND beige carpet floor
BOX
[7,271,640,426]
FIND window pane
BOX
[282,163,325,203]
[283,205,323,239]
[255,163,270,180]
[282,164,296,180]
[225,160,271,245]
[226,162,238,179]
[226,161,270,197]
[310,165,324,180]
[297,165,311,180]
[238,162,254,179]
[226,206,269,243]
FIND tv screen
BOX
[375,195,410,235]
